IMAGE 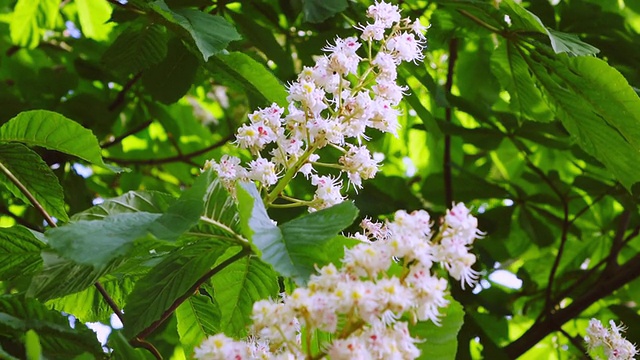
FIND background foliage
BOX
[1,0,640,358]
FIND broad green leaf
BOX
[545,29,600,56]
[142,37,200,104]
[176,292,221,355]
[102,22,168,76]
[301,0,348,23]
[211,256,279,337]
[237,183,358,284]
[75,0,114,41]
[46,212,162,269]
[0,295,102,358]
[499,0,546,33]
[490,42,552,122]
[122,240,231,339]
[0,110,110,170]
[194,172,243,242]
[9,0,59,48]
[411,297,464,360]
[0,142,68,221]
[208,52,288,107]
[527,51,640,190]
[0,226,45,281]
[149,0,241,61]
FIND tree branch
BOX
[101,119,153,148]
[104,134,234,165]
[443,38,458,206]
[108,72,142,111]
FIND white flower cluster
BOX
[585,319,638,360]
[204,1,427,211]
[194,204,482,359]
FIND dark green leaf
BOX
[149,0,241,61]
[0,142,68,221]
[518,206,554,247]
[0,226,44,281]
[301,0,347,23]
[211,256,279,337]
[208,52,288,107]
[0,110,110,170]
[122,240,231,339]
[102,23,168,76]
[142,37,200,104]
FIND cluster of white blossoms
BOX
[194,204,483,359]
[585,319,638,360]
[204,1,427,211]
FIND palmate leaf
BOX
[0,226,45,281]
[122,240,232,339]
[0,110,112,170]
[0,295,103,359]
[207,51,288,107]
[410,297,465,360]
[148,0,241,61]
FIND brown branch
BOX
[104,134,234,165]
[504,250,640,358]
[101,120,154,148]
[108,72,143,111]
[443,38,458,206]
[135,248,250,340]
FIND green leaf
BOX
[142,37,200,104]
[46,212,162,269]
[237,183,358,284]
[208,51,288,107]
[24,329,42,360]
[211,256,279,337]
[490,42,552,121]
[411,297,465,360]
[71,191,175,221]
[107,330,152,360]
[9,0,59,48]
[0,110,111,170]
[301,0,348,23]
[0,295,103,358]
[149,0,241,61]
[0,226,45,281]
[0,142,68,222]
[102,22,168,76]
[176,292,221,356]
[75,0,114,41]
[545,29,600,56]
[518,206,554,247]
[122,240,231,339]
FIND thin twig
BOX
[104,134,234,165]
[108,72,143,111]
[443,38,458,206]
[135,248,250,340]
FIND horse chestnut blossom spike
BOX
[585,319,638,360]
[205,0,427,211]
[195,203,482,360]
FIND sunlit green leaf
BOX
[176,292,221,356]
[9,0,59,48]
[75,0,114,41]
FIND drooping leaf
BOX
[71,191,175,221]
[122,240,231,339]
[75,0,114,41]
[0,110,111,170]
[0,142,68,222]
[208,51,288,107]
[410,297,465,360]
[490,42,552,122]
[101,22,168,76]
[9,0,59,48]
[148,0,241,61]
[0,295,103,358]
[0,226,45,281]
[142,37,200,104]
[211,255,279,337]
[301,0,348,23]
[176,292,221,355]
